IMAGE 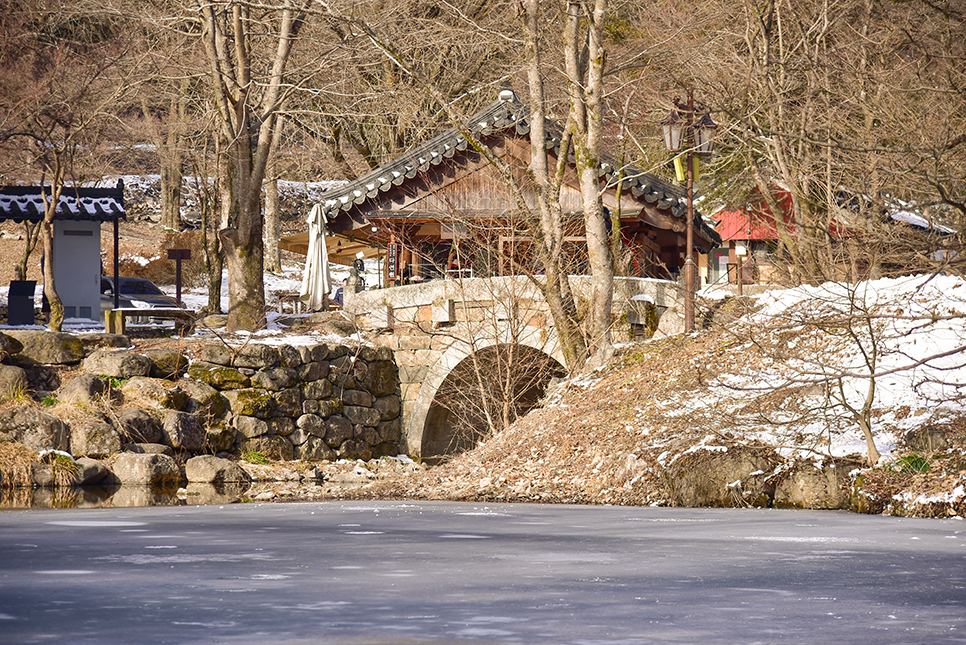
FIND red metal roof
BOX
[715,187,850,241]
[715,207,784,241]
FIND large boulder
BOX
[774,461,851,509]
[302,379,332,400]
[0,407,69,451]
[70,421,121,459]
[116,409,163,443]
[297,435,337,462]
[374,395,401,421]
[143,349,189,380]
[344,405,381,427]
[58,373,108,406]
[296,413,326,438]
[269,417,295,437]
[197,344,233,366]
[5,330,84,365]
[342,389,373,408]
[0,332,24,362]
[222,389,275,418]
[184,455,250,484]
[233,415,271,439]
[251,367,299,391]
[205,424,236,453]
[111,452,181,486]
[75,457,111,485]
[0,365,29,397]
[297,361,329,382]
[272,387,303,417]
[277,344,303,368]
[660,445,779,507]
[233,344,279,370]
[83,350,152,379]
[337,438,372,461]
[237,434,294,461]
[187,361,251,390]
[904,426,948,454]
[161,411,206,450]
[179,380,228,422]
[324,415,353,448]
[120,377,188,411]
[378,417,402,444]
[363,360,398,397]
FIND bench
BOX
[105,307,195,336]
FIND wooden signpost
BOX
[167,248,191,307]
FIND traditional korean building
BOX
[285,91,719,286]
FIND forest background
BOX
[0,0,963,358]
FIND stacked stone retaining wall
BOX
[186,342,402,462]
[0,331,404,489]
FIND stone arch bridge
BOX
[344,276,683,461]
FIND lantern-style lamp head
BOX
[694,112,718,157]
[662,110,684,153]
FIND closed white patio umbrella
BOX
[298,204,333,311]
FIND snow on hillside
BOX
[708,273,966,460]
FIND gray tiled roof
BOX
[0,183,125,222]
[318,94,716,243]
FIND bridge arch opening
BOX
[421,343,566,464]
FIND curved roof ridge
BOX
[317,94,716,246]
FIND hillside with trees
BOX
[3,0,961,333]
[0,1,964,513]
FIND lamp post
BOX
[662,88,717,333]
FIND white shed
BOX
[0,181,125,323]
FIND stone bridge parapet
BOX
[349,275,684,460]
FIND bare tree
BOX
[0,2,135,330]
[193,0,311,332]
[639,0,966,285]
[719,273,966,467]
[563,0,615,365]
[263,112,288,273]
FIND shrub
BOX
[242,450,269,465]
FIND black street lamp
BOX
[662,88,717,333]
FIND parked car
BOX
[100,276,182,323]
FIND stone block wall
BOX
[371,326,452,453]
[187,342,402,462]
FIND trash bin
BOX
[7,280,36,325]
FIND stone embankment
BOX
[0,329,406,506]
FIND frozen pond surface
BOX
[1,502,964,644]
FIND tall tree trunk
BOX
[195,141,224,315]
[196,0,305,331]
[523,0,587,371]
[220,121,266,331]
[565,0,613,366]
[264,176,282,273]
[39,181,64,331]
[155,88,187,232]
[160,155,183,231]
[263,113,287,274]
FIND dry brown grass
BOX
[0,441,37,489]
